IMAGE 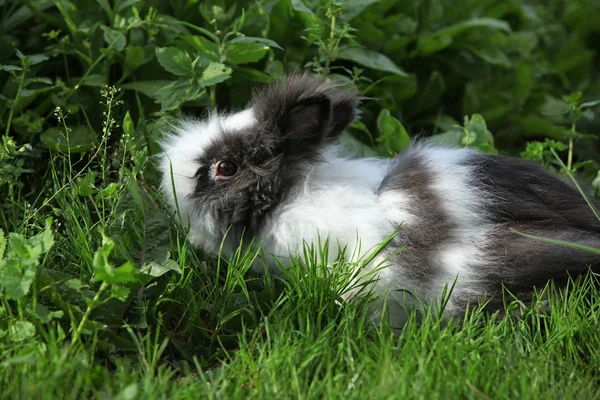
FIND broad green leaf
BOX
[7,233,37,260]
[15,50,48,65]
[540,95,570,116]
[41,126,97,153]
[506,32,538,56]
[93,233,115,281]
[429,114,496,153]
[291,0,314,14]
[156,47,194,77]
[199,2,236,24]
[0,65,22,72]
[76,171,96,197]
[29,219,54,255]
[110,284,131,301]
[264,59,285,77]
[562,92,582,105]
[109,262,137,284]
[338,132,378,158]
[234,67,275,83]
[96,0,112,17]
[427,129,464,147]
[153,80,206,111]
[340,0,379,21]
[80,74,107,87]
[416,35,452,55]
[30,77,53,85]
[582,109,595,121]
[337,47,408,77]
[27,303,64,323]
[435,18,511,38]
[115,0,141,13]
[9,321,35,343]
[93,235,137,284]
[291,0,323,42]
[65,278,85,291]
[100,25,126,51]
[122,111,135,137]
[376,109,410,156]
[152,81,188,111]
[1,1,54,33]
[117,383,139,400]
[139,259,182,278]
[581,100,600,109]
[120,80,173,98]
[461,129,477,146]
[468,43,511,67]
[380,74,418,100]
[20,89,38,98]
[226,43,269,65]
[199,62,232,87]
[0,258,36,298]
[124,46,145,76]
[424,114,460,132]
[181,36,220,62]
[519,115,565,140]
[13,110,44,135]
[464,114,489,138]
[229,36,283,50]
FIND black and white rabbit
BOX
[159,73,600,325]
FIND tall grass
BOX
[1,0,600,397]
[1,115,599,397]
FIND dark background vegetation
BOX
[3,0,600,180]
[1,0,600,397]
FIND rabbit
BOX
[159,73,600,327]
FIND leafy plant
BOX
[0,0,599,397]
[521,92,600,179]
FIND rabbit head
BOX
[159,74,358,254]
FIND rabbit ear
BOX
[280,93,331,144]
[328,92,356,138]
[252,73,358,149]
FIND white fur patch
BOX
[159,109,257,251]
[159,107,497,323]
[417,146,494,311]
[257,153,400,268]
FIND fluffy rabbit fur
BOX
[159,73,600,326]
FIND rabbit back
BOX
[377,145,600,314]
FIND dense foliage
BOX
[1,0,600,397]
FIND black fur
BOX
[378,152,455,284]
[251,72,358,157]
[185,73,600,316]
[191,73,358,241]
[469,154,600,310]
[380,150,600,312]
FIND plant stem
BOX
[73,54,106,91]
[324,14,337,76]
[210,86,216,110]
[17,298,25,320]
[567,121,575,172]
[551,148,600,221]
[72,21,137,92]
[4,70,25,136]
[71,281,109,347]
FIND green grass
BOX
[1,132,600,398]
[1,0,600,397]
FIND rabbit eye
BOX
[215,160,238,179]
